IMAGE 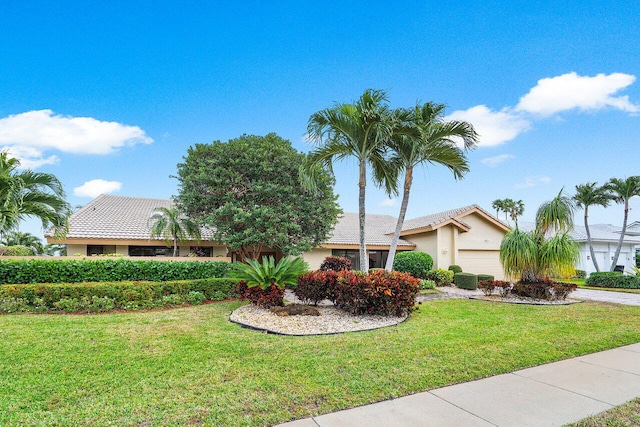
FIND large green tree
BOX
[1,231,45,254]
[500,190,579,282]
[573,182,612,272]
[303,89,403,271]
[384,102,477,271]
[0,152,69,238]
[606,176,640,271]
[148,206,202,257]
[176,133,340,260]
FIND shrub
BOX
[187,291,206,305]
[454,273,478,290]
[0,259,231,284]
[0,245,36,256]
[448,265,463,273]
[477,274,494,282]
[294,270,338,305]
[319,256,352,272]
[573,269,587,279]
[586,272,640,289]
[478,280,513,297]
[424,269,454,286]
[236,282,284,308]
[0,297,29,314]
[392,251,434,279]
[420,279,436,290]
[511,278,577,300]
[0,278,239,314]
[478,280,495,295]
[333,270,420,316]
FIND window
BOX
[128,246,175,257]
[331,249,389,270]
[190,246,212,257]
[368,250,389,269]
[87,245,104,256]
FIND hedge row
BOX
[0,278,239,314]
[0,259,231,284]
[586,272,640,289]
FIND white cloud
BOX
[514,175,551,189]
[0,110,153,168]
[481,154,515,167]
[516,72,640,116]
[446,105,531,147]
[379,198,397,207]
[73,179,122,198]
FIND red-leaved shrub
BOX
[319,256,352,272]
[333,270,420,316]
[512,278,577,301]
[294,270,337,305]
[236,282,284,308]
[478,280,513,297]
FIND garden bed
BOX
[469,295,583,305]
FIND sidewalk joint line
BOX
[510,372,616,407]
[576,359,640,377]
[428,391,499,426]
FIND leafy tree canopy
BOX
[175,133,341,260]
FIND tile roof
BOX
[46,194,214,240]
[325,212,415,247]
[397,204,507,233]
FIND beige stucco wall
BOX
[408,232,438,264]
[457,212,505,251]
[67,244,86,256]
[302,248,333,270]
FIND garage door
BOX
[457,250,504,279]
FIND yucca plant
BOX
[230,256,309,290]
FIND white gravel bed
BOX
[229,303,408,336]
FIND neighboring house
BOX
[46,195,510,278]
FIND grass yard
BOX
[567,397,640,426]
[563,278,640,294]
[2,299,640,426]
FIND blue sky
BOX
[1,1,639,239]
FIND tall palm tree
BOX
[492,199,505,218]
[573,182,612,272]
[148,206,202,257]
[303,89,403,271]
[500,189,579,282]
[1,231,45,254]
[605,176,640,271]
[384,102,477,270]
[0,152,70,239]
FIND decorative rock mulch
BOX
[229,303,408,336]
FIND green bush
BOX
[392,251,434,279]
[424,269,454,286]
[0,245,36,256]
[454,272,478,290]
[586,272,640,289]
[573,269,587,279]
[0,259,231,284]
[420,279,436,290]
[448,265,463,273]
[0,278,239,314]
[477,274,494,282]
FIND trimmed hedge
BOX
[448,265,463,273]
[0,278,239,313]
[424,269,454,286]
[0,259,231,284]
[586,272,640,289]
[454,272,478,290]
[477,274,494,282]
[392,251,434,279]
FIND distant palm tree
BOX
[573,182,612,272]
[492,199,505,218]
[303,89,403,271]
[1,231,45,254]
[148,206,202,257]
[605,176,640,271]
[384,102,477,270]
[0,152,70,238]
[44,243,67,256]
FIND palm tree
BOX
[0,152,70,239]
[1,231,45,254]
[384,102,477,270]
[303,89,403,271]
[573,182,612,272]
[605,176,640,271]
[492,199,505,218]
[500,189,579,282]
[148,206,202,257]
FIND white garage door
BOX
[457,250,504,279]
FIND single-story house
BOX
[46,195,510,278]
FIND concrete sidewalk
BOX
[278,343,640,427]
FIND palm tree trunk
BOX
[173,238,178,257]
[584,207,600,272]
[385,167,413,271]
[610,199,629,271]
[358,158,368,272]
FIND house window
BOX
[368,250,389,269]
[331,249,390,270]
[128,246,175,257]
[87,245,104,256]
[190,246,212,257]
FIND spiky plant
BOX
[230,256,309,290]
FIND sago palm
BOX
[606,176,640,271]
[573,182,612,272]
[148,206,201,257]
[303,89,403,271]
[229,256,309,290]
[385,102,477,270]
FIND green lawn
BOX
[567,397,640,426]
[2,300,640,426]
